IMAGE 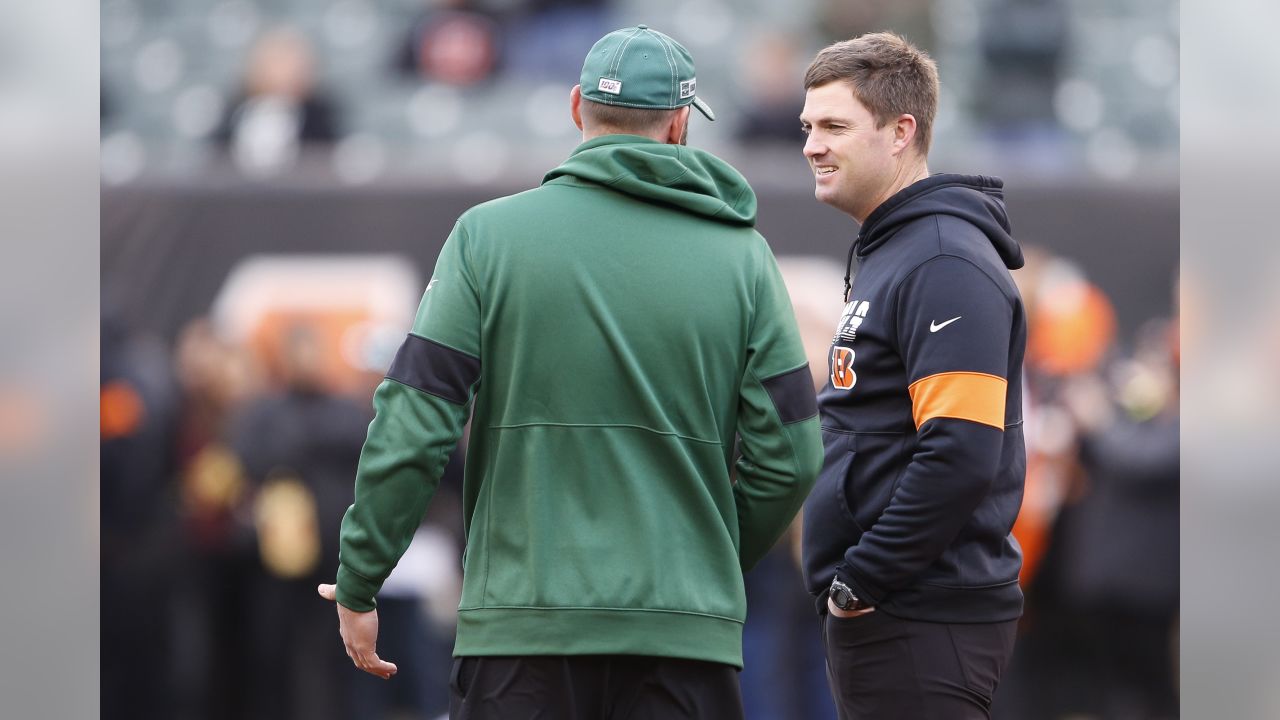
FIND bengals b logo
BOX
[831,347,857,390]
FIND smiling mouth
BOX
[815,166,837,177]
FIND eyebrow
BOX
[798,115,851,126]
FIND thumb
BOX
[367,651,399,679]
[317,583,337,602]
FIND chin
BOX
[814,186,845,212]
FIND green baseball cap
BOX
[579,25,716,121]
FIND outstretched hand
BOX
[318,583,399,680]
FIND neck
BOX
[582,128,665,143]
[857,158,929,224]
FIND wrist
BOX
[336,564,379,612]
[829,576,872,613]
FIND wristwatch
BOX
[830,577,871,612]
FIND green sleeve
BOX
[336,222,482,611]
[733,243,824,572]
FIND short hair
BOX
[580,99,679,137]
[804,32,940,155]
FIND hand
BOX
[317,583,398,679]
[1061,373,1114,434]
[828,595,875,619]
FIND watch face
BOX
[832,587,852,608]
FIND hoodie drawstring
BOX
[842,240,858,303]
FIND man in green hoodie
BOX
[318,25,823,719]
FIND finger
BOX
[357,651,398,679]
[317,583,337,602]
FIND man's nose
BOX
[803,134,825,159]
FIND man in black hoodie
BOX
[798,32,1027,719]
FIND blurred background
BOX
[99,1,1179,719]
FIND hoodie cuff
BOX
[835,563,884,607]
[336,564,380,612]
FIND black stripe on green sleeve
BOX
[761,364,818,424]
[385,333,479,405]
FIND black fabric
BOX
[386,333,480,405]
[823,611,1017,720]
[761,363,818,424]
[447,655,744,720]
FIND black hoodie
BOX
[801,173,1028,623]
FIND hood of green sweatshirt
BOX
[543,135,757,226]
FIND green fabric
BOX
[338,135,822,667]
[579,25,715,120]
[543,135,755,225]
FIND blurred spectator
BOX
[216,28,341,175]
[1059,319,1180,719]
[169,317,262,720]
[975,0,1069,145]
[227,322,369,720]
[994,258,1177,720]
[504,0,607,80]
[395,0,505,86]
[101,311,181,720]
[1010,247,1116,585]
[735,32,807,145]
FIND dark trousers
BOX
[448,655,744,720]
[823,610,1017,720]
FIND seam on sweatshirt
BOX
[919,577,1021,590]
[488,422,722,447]
[457,605,743,624]
[384,376,468,406]
[340,563,379,584]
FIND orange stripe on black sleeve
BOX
[907,371,1007,430]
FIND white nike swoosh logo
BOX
[424,278,439,292]
[929,316,961,332]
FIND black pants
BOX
[447,655,744,720]
[823,610,1017,720]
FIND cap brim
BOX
[692,97,715,121]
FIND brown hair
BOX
[804,32,939,155]
[580,99,679,137]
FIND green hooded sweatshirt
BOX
[337,135,823,667]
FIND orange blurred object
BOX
[210,255,422,397]
[1028,282,1117,375]
[100,380,146,441]
[248,308,377,395]
[1012,453,1052,585]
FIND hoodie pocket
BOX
[803,430,861,541]
[841,431,908,533]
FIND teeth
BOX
[817,167,837,175]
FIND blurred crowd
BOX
[99,0,1177,182]
[102,314,464,720]
[102,241,1178,720]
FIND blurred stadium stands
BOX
[100,0,1178,184]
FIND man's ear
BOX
[570,85,584,131]
[666,106,692,145]
[890,113,918,156]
